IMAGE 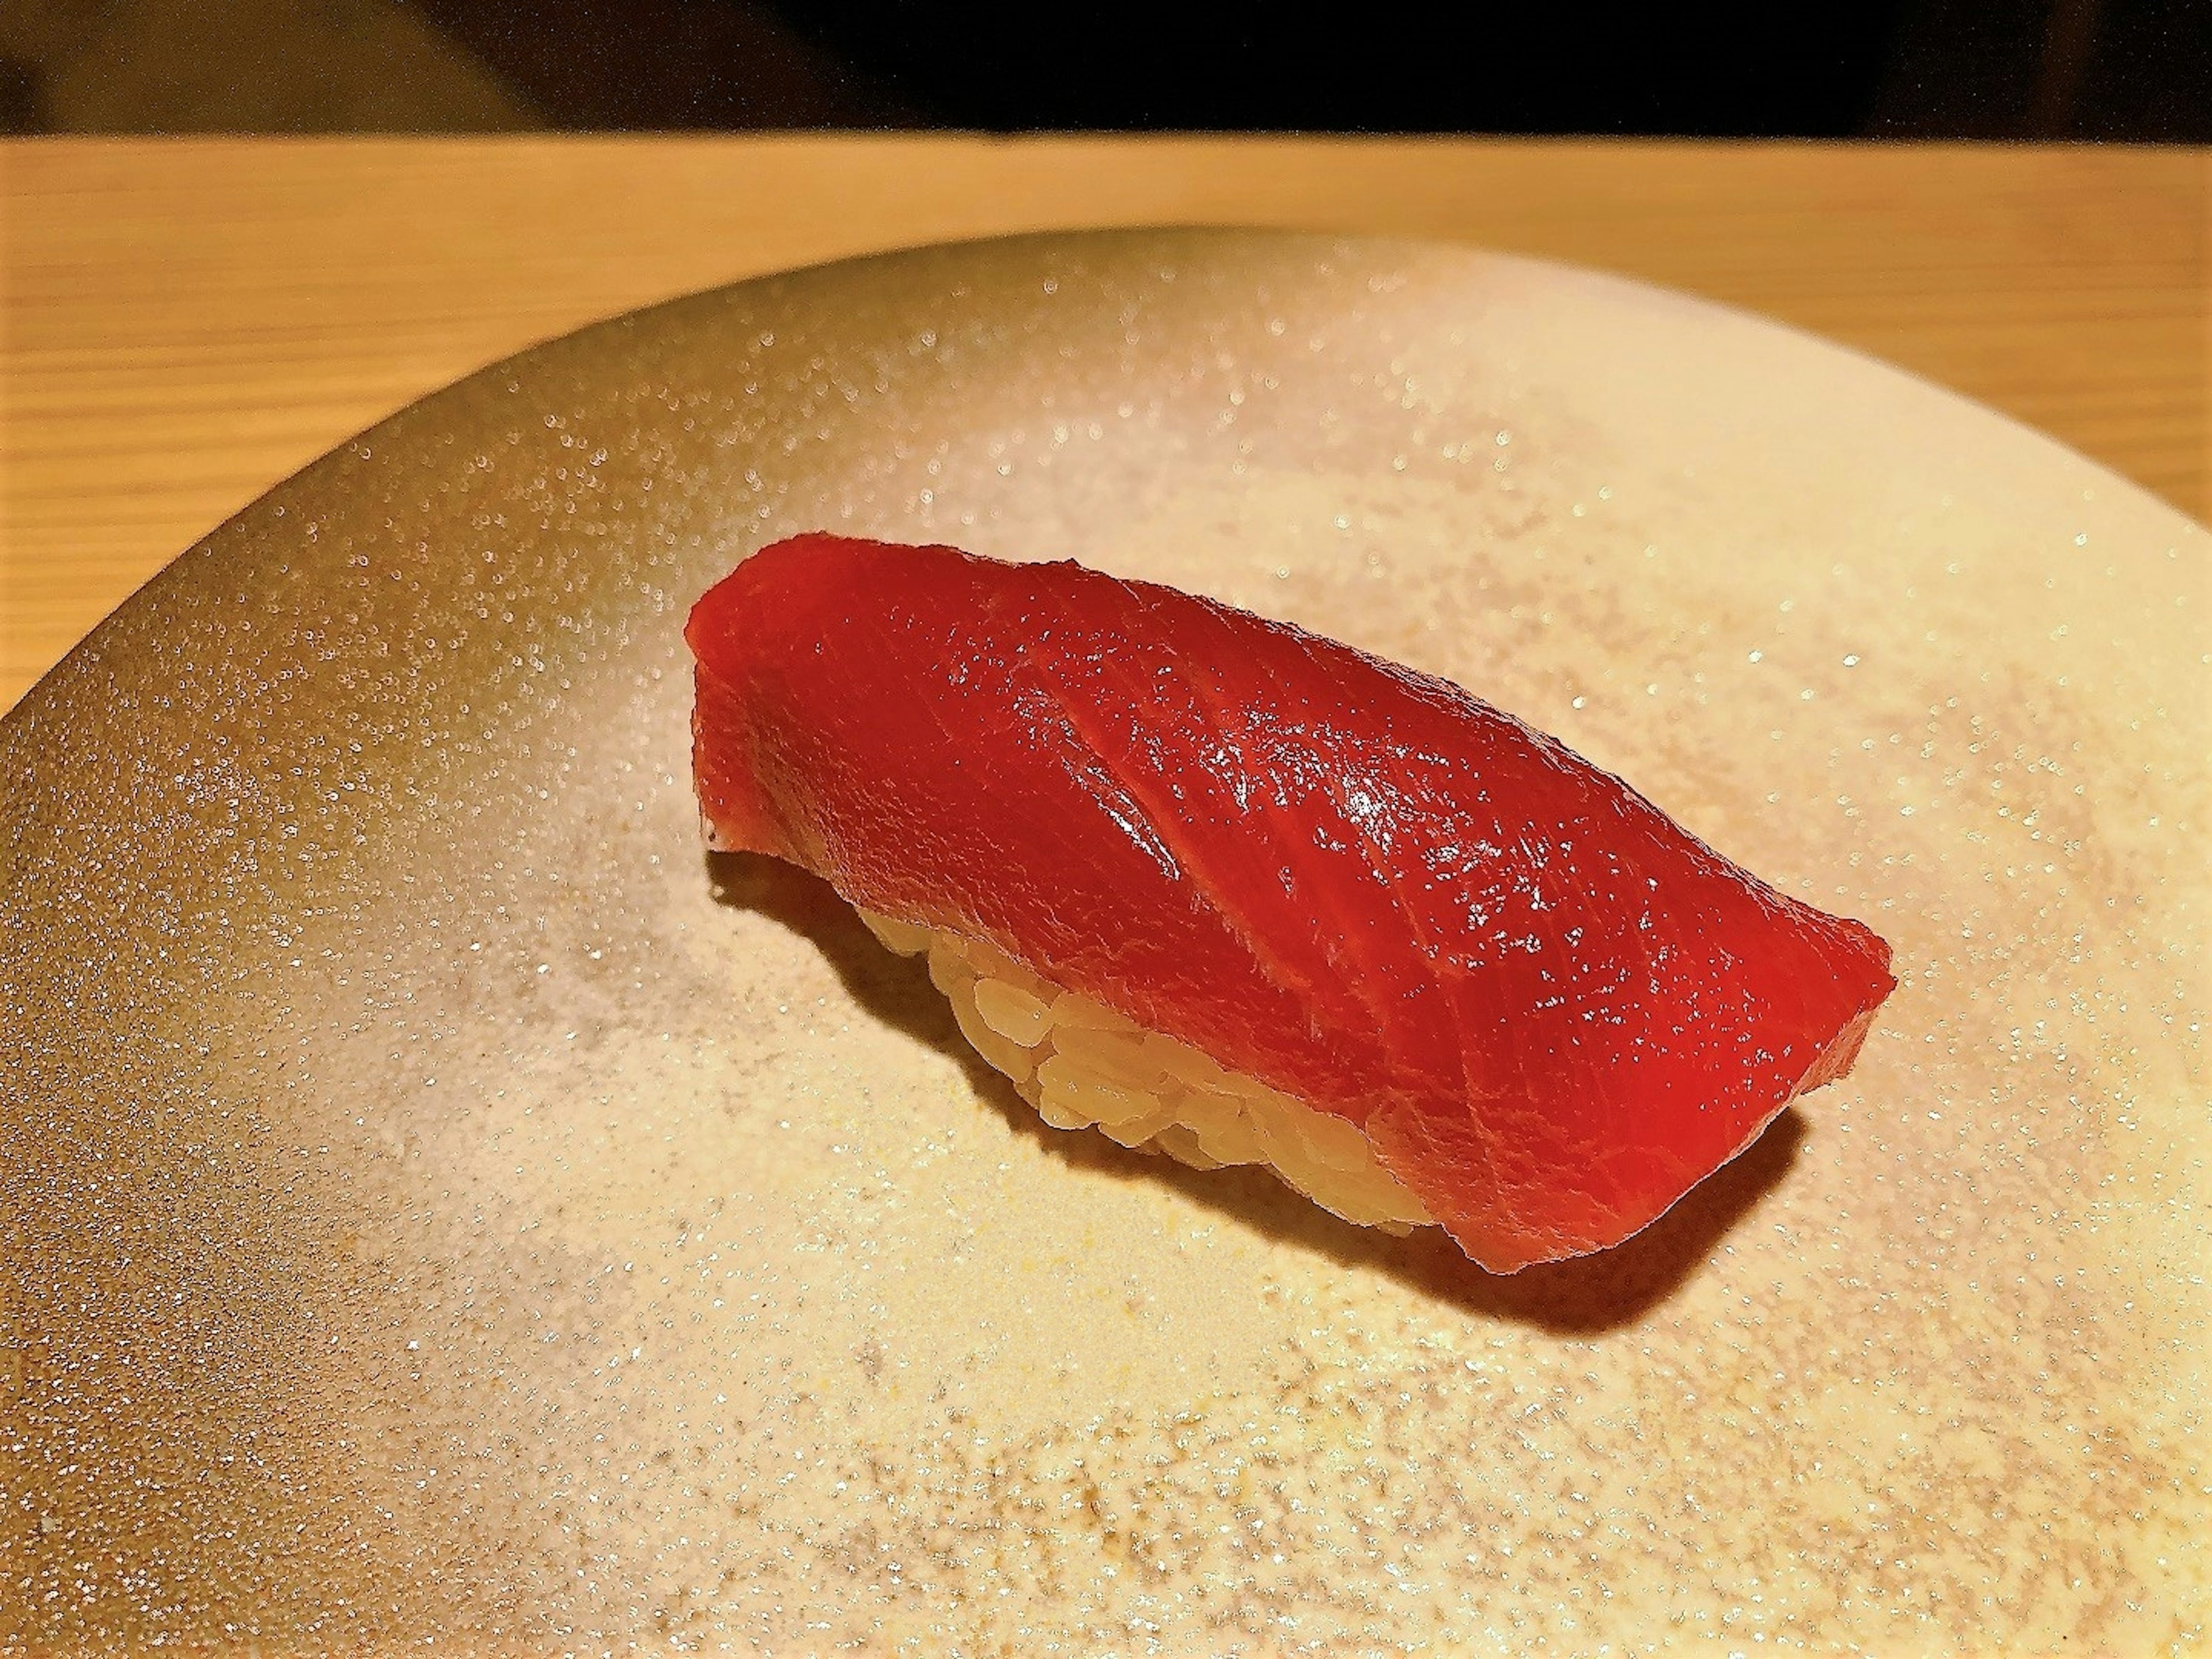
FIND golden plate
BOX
[5,231,2205,1652]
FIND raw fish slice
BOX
[688,534,1895,1272]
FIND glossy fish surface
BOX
[689,533,1896,1270]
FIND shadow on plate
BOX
[707,849,1801,1336]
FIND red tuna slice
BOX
[687,534,1895,1272]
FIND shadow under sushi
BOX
[1124,1108,1805,1335]
[707,850,1806,1335]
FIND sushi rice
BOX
[856,909,1435,1234]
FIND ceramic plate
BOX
[5,231,2205,1653]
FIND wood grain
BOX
[3,135,2206,713]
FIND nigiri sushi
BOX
[686,534,1893,1272]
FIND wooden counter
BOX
[4,136,2205,711]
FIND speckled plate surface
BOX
[3,230,2206,1654]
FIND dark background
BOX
[3,0,2207,138]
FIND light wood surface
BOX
[3,135,2206,713]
